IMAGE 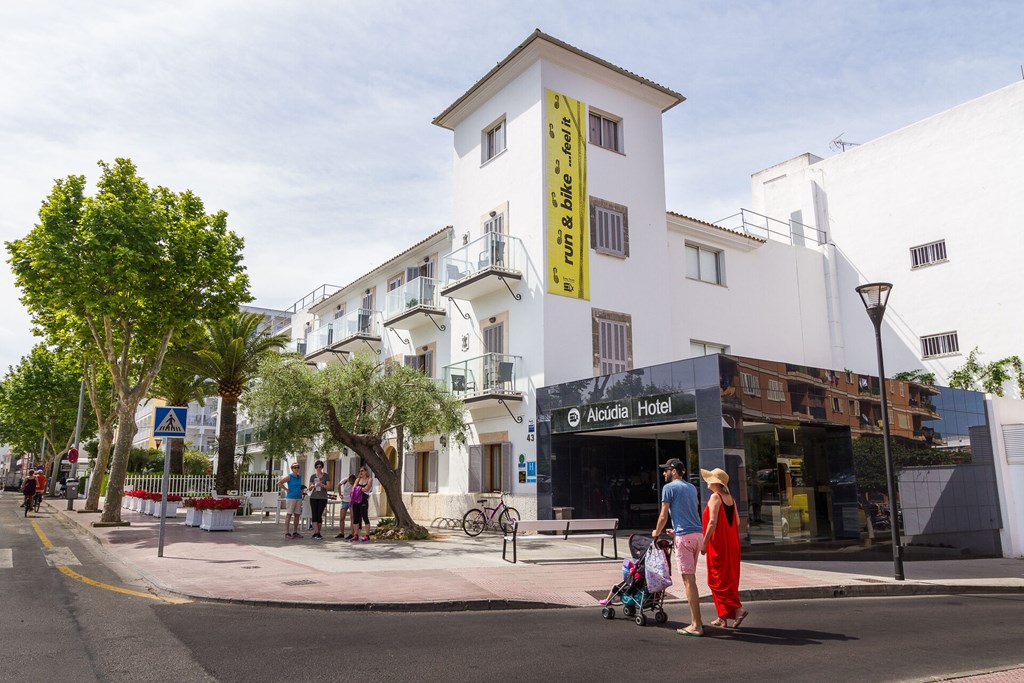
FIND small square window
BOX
[483,119,506,162]
[910,240,947,269]
[589,111,621,152]
[686,244,723,284]
[921,331,959,358]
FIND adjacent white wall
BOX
[988,396,1024,558]
[752,81,1024,390]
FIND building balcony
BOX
[442,353,524,409]
[440,233,524,301]
[383,276,446,331]
[304,308,382,361]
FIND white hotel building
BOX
[259,32,1020,556]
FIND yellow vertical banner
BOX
[546,89,588,299]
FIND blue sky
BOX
[1,1,1021,372]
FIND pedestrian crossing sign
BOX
[153,406,188,438]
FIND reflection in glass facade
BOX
[536,354,989,549]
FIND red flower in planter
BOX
[192,497,242,510]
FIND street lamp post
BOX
[856,282,905,581]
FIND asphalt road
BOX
[2,494,1022,683]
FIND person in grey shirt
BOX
[308,460,331,540]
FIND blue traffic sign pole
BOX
[154,407,188,558]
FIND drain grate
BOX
[283,579,319,586]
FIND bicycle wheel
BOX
[462,509,486,537]
[498,507,520,533]
[34,495,42,513]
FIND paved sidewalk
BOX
[48,499,1024,611]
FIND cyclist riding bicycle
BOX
[35,469,47,507]
[22,474,37,512]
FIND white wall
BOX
[988,396,1024,558]
[752,81,1024,389]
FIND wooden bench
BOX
[502,518,619,563]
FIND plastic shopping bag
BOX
[644,547,673,593]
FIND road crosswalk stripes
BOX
[43,546,81,567]
[0,548,11,568]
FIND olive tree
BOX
[244,353,466,534]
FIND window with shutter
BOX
[589,111,621,152]
[599,319,628,374]
[594,206,624,256]
[468,445,483,492]
[428,450,438,494]
[483,323,504,354]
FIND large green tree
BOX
[171,312,287,494]
[244,353,466,534]
[6,159,249,522]
[0,344,93,489]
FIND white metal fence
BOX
[122,473,279,496]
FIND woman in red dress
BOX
[700,468,749,629]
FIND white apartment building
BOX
[750,81,1024,390]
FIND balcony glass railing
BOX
[305,308,380,355]
[441,233,524,286]
[384,277,441,320]
[442,352,522,397]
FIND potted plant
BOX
[153,493,183,518]
[195,496,241,531]
[182,498,202,527]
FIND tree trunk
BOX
[100,403,138,522]
[84,423,114,511]
[170,437,185,475]
[215,394,238,495]
[355,440,425,534]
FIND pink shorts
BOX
[674,532,702,576]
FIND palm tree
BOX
[148,364,210,474]
[174,312,288,494]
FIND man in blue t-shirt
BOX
[652,457,705,637]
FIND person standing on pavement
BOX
[350,466,373,542]
[700,468,748,629]
[277,463,304,539]
[335,474,355,539]
[652,457,705,637]
[308,460,330,540]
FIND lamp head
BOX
[856,282,892,325]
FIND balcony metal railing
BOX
[305,308,381,355]
[442,352,523,397]
[441,233,524,286]
[714,208,827,247]
[384,276,442,321]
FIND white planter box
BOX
[142,499,155,515]
[130,497,142,512]
[200,508,234,532]
[123,496,131,509]
[184,507,202,527]
[153,501,179,518]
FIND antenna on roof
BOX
[830,133,860,153]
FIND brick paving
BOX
[48,500,1024,610]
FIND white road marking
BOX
[0,548,12,568]
[43,546,81,566]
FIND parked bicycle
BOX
[462,491,520,537]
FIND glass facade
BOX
[536,354,989,549]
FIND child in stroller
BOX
[599,534,672,626]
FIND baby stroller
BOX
[600,534,672,626]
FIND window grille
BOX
[921,331,959,358]
[910,240,947,269]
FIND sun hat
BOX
[700,468,730,487]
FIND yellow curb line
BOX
[30,518,190,605]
